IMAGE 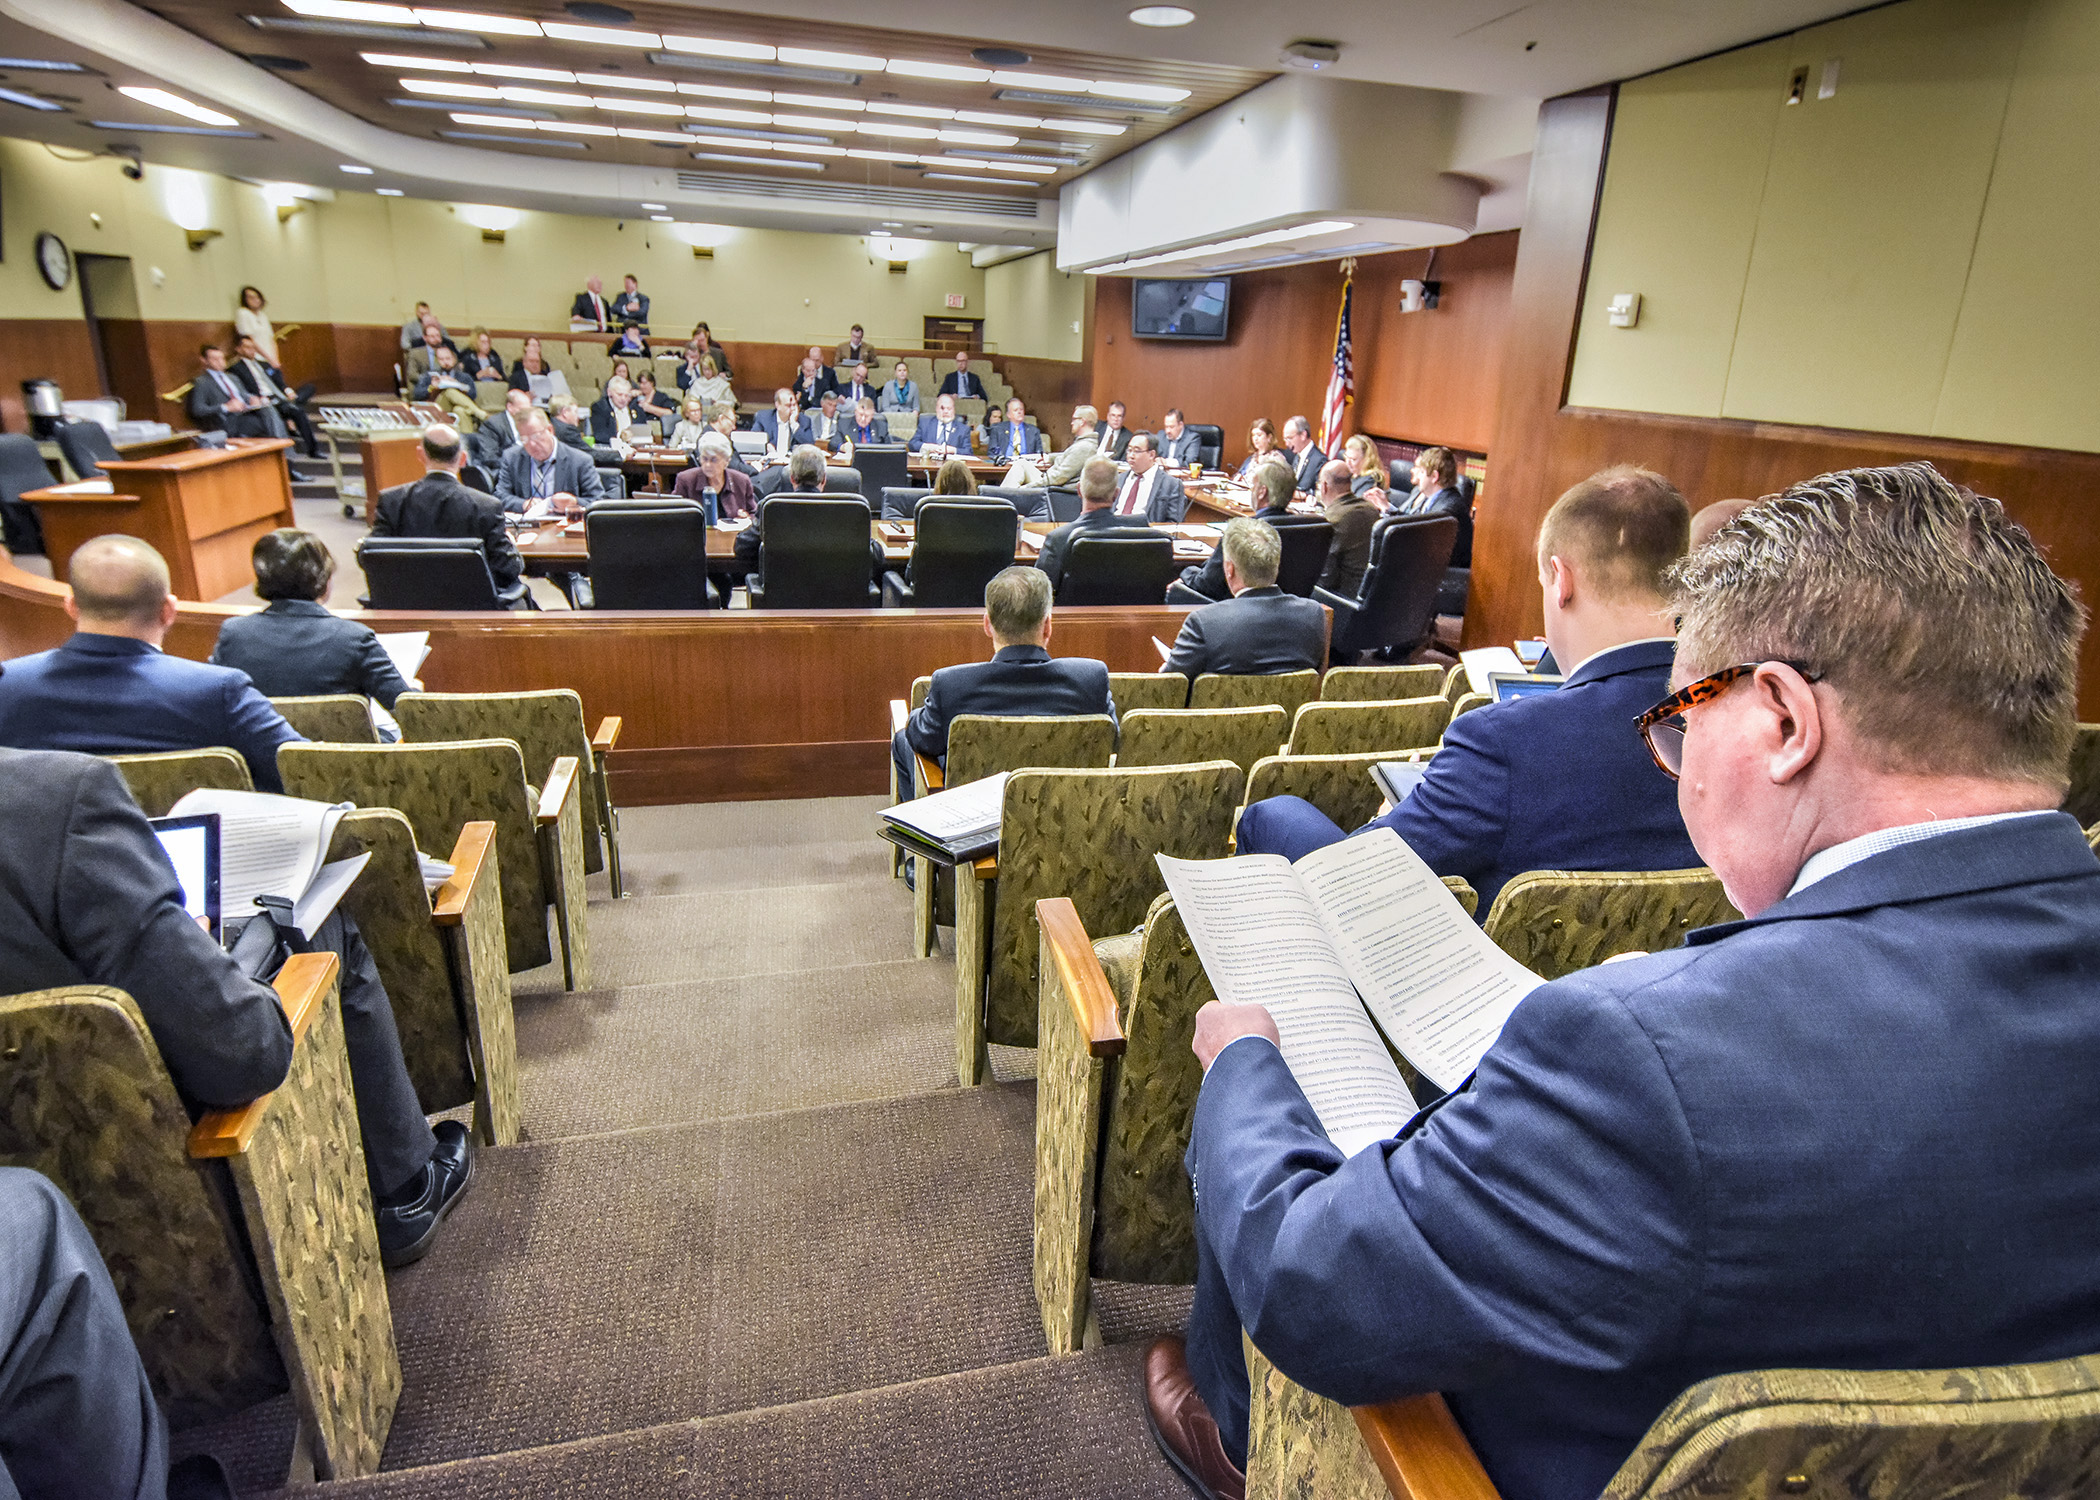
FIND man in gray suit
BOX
[187,345,286,439]
[1105,433,1188,523]
[1158,517,1328,679]
[1007,405,1101,489]
[494,410,606,514]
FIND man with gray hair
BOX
[893,565,1115,803]
[1153,463,2100,1500]
[1156,517,1326,680]
[1035,454,1151,595]
[589,375,644,445]
[1281,413,1324,495]
[673,430,757,607]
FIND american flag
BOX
[1317,274,1354,456]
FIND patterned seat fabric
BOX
[1482,867,1741,980]
[1110,672,1191,713]
[1190,669,1320,719]
[1288,696,1453,757]
[1243,751,1411,839]
[1320,664,1445,701]
[1117,707,1287,776]
[270,695,379,744]
[105,748,252,816]
[394,690,609,877]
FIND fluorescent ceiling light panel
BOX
[440,128,581,144]
[775,92,862,111]
[649,213,672,221]
[591,75,675,92]
[412,7,539,32]
[677,82,771,101]
[340,162,375,172]
[1090,80,1190,102]
[640,201,665,209]
[541,22,658,47]
[471,61,571,80]
[887,59,988,82]
[0,86,62,111]
[403,97,548,115]
[778,46,883,70]
[686,132,770,148]
[456,202,517,229]
[617,126,687,141]
[1129,5,1196,25]
[594,97,684,115]
[771,142,845,156]
[0,58,86,71]
[450,110,529,126]
[660,35,773,60]
[401,75,498,95]
[362,50,470,69]
[938,128,1018,146]
[956,109,1040,127]
[499,85,592,104]
[94,120,259,135]
[847,147,919,162]
[1046,118,1126,135]
[772,112,861,131]
[866,101,950,120]
[118,85,239,125]
[690,151,822,169]
[536,120,616,135]
[855,121,938,140]
[252,15,487,43]
[378,186,404,193]
[283,0,416,20]
[991,70,1091,91]
[686,104,770,123]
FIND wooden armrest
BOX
[1352,1394,1503,1500]
[432,820,496,927]
[591,715,622,754]
[918,754,944,793]
[536,755,581,826]
[188,952,340,1159]
[890,699,909,735]
[1036,898,1125,1057]
[969,854,997,878]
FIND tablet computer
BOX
[1486,671,1564,703]
[150,812,222,944]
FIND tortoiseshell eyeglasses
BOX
[1634,661,1822,779]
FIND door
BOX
[76,253,156,420]
[922,316,983,353]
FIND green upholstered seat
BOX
[2065,723,2100,827]
[270,694,379,744]
[1288,696,1452,757]
[1481,867,1741,980]
[105,748,252,816]
[1320,664,1446,701]
[1190,668,1320,719]
[1117,707,1288,776]
[1241,751,1427,841]
[1110,671,1192,712]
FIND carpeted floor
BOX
[175,794,1189,1497]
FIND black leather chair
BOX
[852,444,909,501]
[1187,423,1224,471]
[1057,533,1180,606]
[459,462,494,495]
[747,497,879,609]
[882,500,1018,608]
[976,484,1050,522]
[0,433,50,555]
[822,467,864,495]
[595,469,628,499]
[580,499,712,609]
[1044,485,1083,522]
[881,486,933,519]
[356,536,505,610]
[1314,515,1456,663]
[55,420,120,480]
[1275,519,1337,598]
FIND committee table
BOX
[23,438,296,601]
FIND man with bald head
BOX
[1690,496,1756,549]
[0,535,301,790]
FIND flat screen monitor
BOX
[150,813,222,942]
[1132,278,1230,341]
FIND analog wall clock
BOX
[34,231,70,291]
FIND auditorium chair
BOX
[971,484,1048,521]
[0,954,401,1480]
[1441,664,1471,705]
[326,811,519,1144]
[1110,672,1191,712]
[1240,1345,2100,1500]
[882,500,1019,607]
[884,412,917,442]
[852,443,909,500]
[1189,670,1321,720]
[1314,515,1456,664]
[1482,868,1740,979]
[1057,534,1180,606]
[1031,874,1478,1355]
[279,740,592,990]
[578,499,712,611]
[881,485,933,519]
[2064,723,2100,826]
[1044,485,1083,522]
[1186,423,1225,471]
[355,537,506,611]
[55,417,120,480]
[1288,696,1453,757]
[0,431,50,554]
[1240,751,1410,841]
[105,747,252,815]
[953,761,1242,1086]
[1322,664,1446,701]
[1274,519,1337,598]
[747,497,879,609]
[1451,690,1491,720]
[1116,707,1286,776]
[271,694,380,743]
[393,688,626,898]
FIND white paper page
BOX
[1153,635,1172,662]
[882,771,1008,843]
[375,631,430,682]
[1015,532,1044,554]
[170,789,346,921]
[292,853,369,937]
[1159,854,1416,1155]
[1295,830,1540,1091]
[1460,647,1526,697]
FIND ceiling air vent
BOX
[675,170,1045,219]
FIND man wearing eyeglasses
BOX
[1236,463,1699,914]
[1152,462,2100,1500]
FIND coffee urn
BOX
[21,379,62,438]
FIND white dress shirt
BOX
[1114,466,1159,517]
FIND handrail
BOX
[432,820,495,927]
[187,951,339,1159]
[1035,897,1126,1058]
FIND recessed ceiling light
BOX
[0,86,62,111]
[118,85,239,126]
[887,59,990,83]
[0,57,86,71]
[541,21,658,46]
[659,35,773,60]
[640,200,665,209]
[340,162,375,172]
[412,7,540,33]
[779,46,884,71]
[378,186,404,194]
[649,213,673,221]
[282,0,416,20]
[1129,5,1195,25]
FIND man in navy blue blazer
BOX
[987,398,1044,464]
[893,565,1115,801]
[909,394,975,457]
[0,535,302,791]
[1238,465,1698,913]
[1150,463,2100,1500]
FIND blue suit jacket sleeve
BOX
[1363,709,1510,883]
[1190,966,1701,1406]
[903,676,952,762]
[220,675,303,793]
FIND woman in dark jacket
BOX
[210,529,412,717]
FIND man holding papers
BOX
[1148,464,2100,1500]
[1237,466,1700,912]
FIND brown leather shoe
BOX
[1144,1334,1247,1500]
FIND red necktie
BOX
[1118,476,1140,515]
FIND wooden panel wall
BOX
[1465,84,2100,715]
[0,320,105,433]
[1085,234,1518,467]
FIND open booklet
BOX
[879,770,1008,863]
[1159,829,1541,1155]
[170,788,367,939]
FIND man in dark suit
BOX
[1173,462,1324,602]
[836,359,876,411]
[936,349,987,401]
[473,388,532,469]
[1155,462,2100,1500]
[493,410,605,515]
[411,343,484,433]
[229,333,319,457]
[797,389,853,457]
[1158,518,1327,680]
[730,443,878,594]
[986,398,1044,464]
[1242,465,1696,910]
[401,320,461,386]
[1280,413,1325,495]
[1105,433,1188,523]
[1036,456,1151,595]
[589,376,645,444]
[0,747,473,1269]
[1389,445,1473,568]
[0,535,301,790]
[1157,408,1204,469]
[210,528,413,711]
[793,347,836,411]
[610,273,649,332]
[892,563,1116,800]
[384,424,529,606]
[187,345,286,440]
[909,394,974,456]
[753,389,803,461]
[1092,401,1133,462]
[1314,459,1380,600]
[569,274,610,331]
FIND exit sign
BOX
[945,293,966,309]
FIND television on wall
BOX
[1131,277,1230,341]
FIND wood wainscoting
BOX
[0,554,1195,803]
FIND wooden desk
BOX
[360,430,430,524]
[906,455,1008,482]
[25,439,295,601]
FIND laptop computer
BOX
[150,813,223,944]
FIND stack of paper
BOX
[879,772,1009,862]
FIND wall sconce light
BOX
[869,234,924,274]
[276,201,307,224]
[185,227,222,250]
[672,222,729,259]
[261,182,316,225]
[456,203,521,243]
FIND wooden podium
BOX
[24,439,296,602]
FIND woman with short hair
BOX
[209,528,411,715]
[234,285,280,365]
[669,397,710,450]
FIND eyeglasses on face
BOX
[1634,660,1822,779]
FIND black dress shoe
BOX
[375,1121,474,1269]
[167,1454,236,1500]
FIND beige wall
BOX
[1568,0,2100,455]
[0,138,991,346]
[982,250,1086,361]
